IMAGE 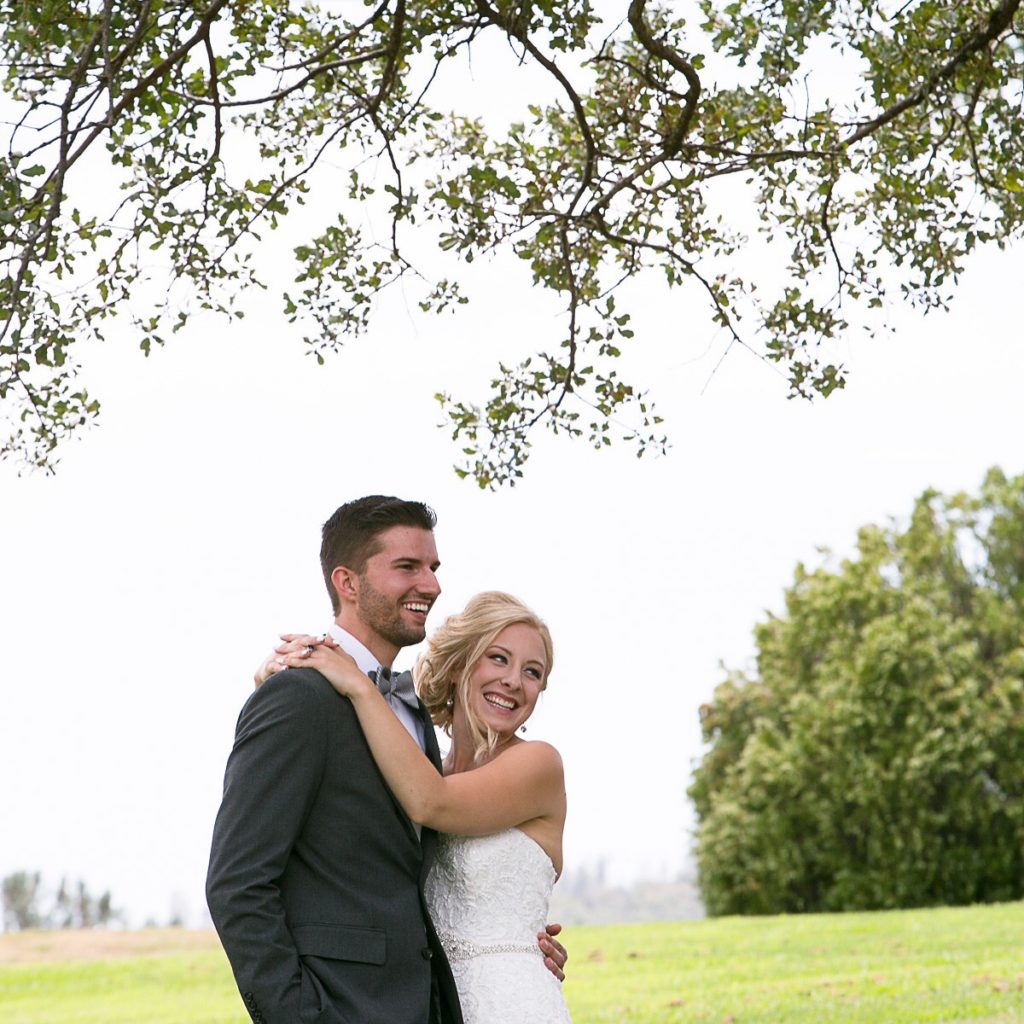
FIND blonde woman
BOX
[280,592,571,1024]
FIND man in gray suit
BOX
[207,496,564,1024]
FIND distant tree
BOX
[68,878,117,928]
[2,1,1023,485]
[96,889,115,927]
[2,872,118,931]
[52,877,74,929]
[2,870,45,931]
[690,467,1024,915]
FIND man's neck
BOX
[334,613,399,669]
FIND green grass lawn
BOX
[2,903,1022,1023]
[562,904,1024,1023]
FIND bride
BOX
[276,591,572,1024]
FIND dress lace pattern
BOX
[425,828,572,1024]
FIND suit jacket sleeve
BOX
[206,669,330,1024]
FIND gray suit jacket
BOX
[206,668,463,1024]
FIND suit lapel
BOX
[418,698,443,877]
[366,693,442,849]
[420,698,444,772]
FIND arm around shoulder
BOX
[411,739,566,836]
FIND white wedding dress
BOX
[425,828,572,1023]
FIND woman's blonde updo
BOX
[415,592,554,763]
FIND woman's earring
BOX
[519,725,527,734]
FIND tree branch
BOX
[845,0,1022,145]
[473,0,598,213]
[589,0,701,216]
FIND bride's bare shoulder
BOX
[507,739,563,774]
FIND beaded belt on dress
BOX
[438,929,543,962]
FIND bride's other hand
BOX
[253,633,338,689]
[538,923,567,982]
[279,642,371,699]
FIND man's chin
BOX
[387,626,427,649]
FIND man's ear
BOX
[331,565,359,605]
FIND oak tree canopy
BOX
[2,1,1021,485]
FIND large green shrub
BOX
[691,467,1024,914]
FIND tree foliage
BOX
[690,468,1024,915]
[1,871,118,931]
[2,870,45,931]
[1,1,1022,486]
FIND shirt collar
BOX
[326,624,384,677]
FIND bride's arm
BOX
[282,645,565,835]
[398,735,564,836]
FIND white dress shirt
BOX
[325,624,426,751]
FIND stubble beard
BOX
[356,575,427,652]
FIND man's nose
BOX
[418,568,441,597]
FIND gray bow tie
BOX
[371,667,418,710]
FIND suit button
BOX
[421,946,433,959]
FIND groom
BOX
[206,495,564,1024]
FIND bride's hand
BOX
[253,633,338,689]
[279,642,372,699]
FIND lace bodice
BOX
[425,829,571,1023]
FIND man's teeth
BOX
[404,603,429,613]
[484,694,516,710]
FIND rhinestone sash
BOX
[437,928,544,962]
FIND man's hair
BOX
[320,495,437,614]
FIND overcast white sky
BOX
[1,8,1022,927]
[3,234,1019,926]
